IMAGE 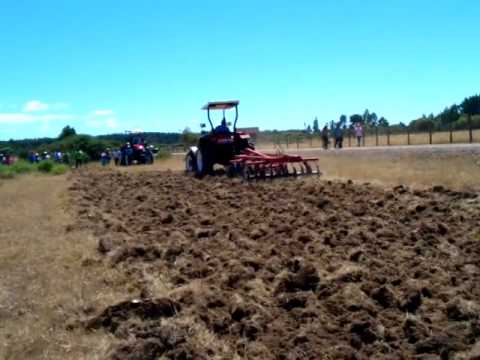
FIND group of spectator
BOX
[27,150,88,168]
[320,122,364,149]
[100,146,130,167]
[28,151,64,163]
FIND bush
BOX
[156,149,171,160]
[51,164,69,175]
[10,160,35,174]
[0,166,15,179]
[37,160,54,173]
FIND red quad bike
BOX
[185,101,320,180]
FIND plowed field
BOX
[70,169,480,359]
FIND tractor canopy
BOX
[202,100,240,132]
[201,100,239,110]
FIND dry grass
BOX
[257,129,480,149]
[313,150,480,190]
[0,174,126,360]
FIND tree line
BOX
[306,94,480,134]
[409,94,480,131]
[1,128,182,159]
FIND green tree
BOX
[312,117,319,133]
[461,95,480,115]
[378,117,389,127]
[350,114,363,124]
[58,125,76,140]
[181,127,198,148]
[363,109,370,125]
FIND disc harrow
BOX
[230,148,320,180]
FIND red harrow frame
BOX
[231,148,320,180]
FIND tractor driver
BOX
[215,118,230,135]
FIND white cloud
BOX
[86,119,102,127]
[86,117,119,129]
[92,109,114,116]
[105,117,118,128]
[24,100,49,112]
[0,113,75,124]
[51,102,70,110]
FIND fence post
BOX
[286,135,289,148]
[407,127,410,145]
[429,126,433,145]
[449,125,453,144]
[468,114,473,143]
[375,126,379,146]
[387,127,390,146]
[296,136,300,149]
[309,134,313,147]
[348,129,351,147]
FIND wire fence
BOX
[256,125,480,150]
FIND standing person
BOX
[28,151,36,163]
[334,124,344,149]
[100,151,108,166]
[321,125,329,150]
[354,123,364,147]
[74,150,85,168]
[126,143,133,166]
[113,149,120,166]
[105,148,112,165]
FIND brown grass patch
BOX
[0,174,125,359]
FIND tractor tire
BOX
[185,151,197,173]
[145,151,154,165]
[195,148,212,178]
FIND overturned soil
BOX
[70,169,480,359]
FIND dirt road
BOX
[260,143,480,155]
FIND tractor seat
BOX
[214,133,234,144]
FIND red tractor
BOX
[120,133,154,165]
[185,101,252,177]
[185,101,320,179]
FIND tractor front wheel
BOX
[195,148,212,178]
[185,151,197,173]
[145,151,154,165]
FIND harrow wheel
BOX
[241,165,251,181]
[304,162,312,175]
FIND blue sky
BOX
[0,0,479,140]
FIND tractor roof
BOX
[202,100,239,110]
